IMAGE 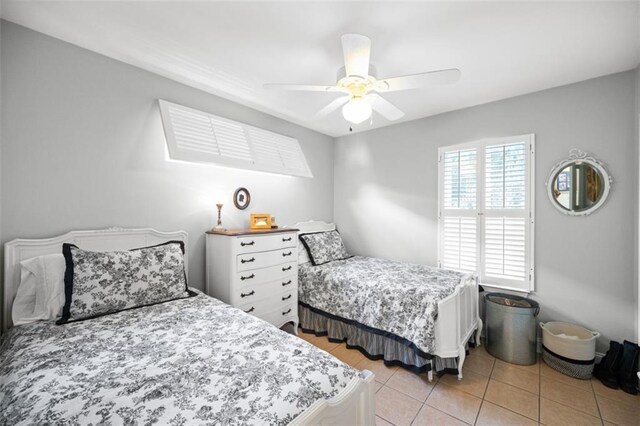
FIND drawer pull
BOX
[282,280,292,286]
[282,266,292,272]
[282,308,292,316]
[241,273,255,281]
[282,294,292,301]
[241,257,255,264]
[241,290,255,298]
[282,236,292,242]
[282,251,293,257]
[240,241,255,247]
[245,307,255,313]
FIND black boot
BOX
[596,340,623,389]
[616,340,639,395]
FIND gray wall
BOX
[334,71,638,351]
[636,65,640,344]
[0,17,3,299]
[1,22,335,291]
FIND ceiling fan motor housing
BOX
[336,64,388,98]
[336,64,378,81]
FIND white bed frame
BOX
[289,220,483,381]
[2,227,375,425]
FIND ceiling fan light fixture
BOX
[342,97,372,124]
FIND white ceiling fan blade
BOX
[341,34,371,77]
[368,94,405,121]
[263,83,345,93]
[315,96,350,119]
[377,68,461,92]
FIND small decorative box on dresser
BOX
[205,228,299,331]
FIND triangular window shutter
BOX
[159,100,313,177]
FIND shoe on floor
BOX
[617,340,639,395]
[596,340,623,389]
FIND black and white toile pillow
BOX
[57,241,191,324]
[299,230,352,266]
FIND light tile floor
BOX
[297,330,640,426]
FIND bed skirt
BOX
[299,302,461,374]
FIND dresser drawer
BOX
[233,278,297,305]
[236,233,296,255]
[260,301,298,326]
[237,248,296,272]
[236,262,297,286]
[237,289,297,318]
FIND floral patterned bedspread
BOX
[298,256,474,354]
[0,292,359,426]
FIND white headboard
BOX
[286,220,335,234]
[3,227,188,332]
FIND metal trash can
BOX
[485,293,540,365]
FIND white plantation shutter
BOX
[159,100,312,177]
[246,126,286,169]
[440,148,478,274]
[442,217,477,273]
[484,217,526,281]
[485,143,527,209]
[246,127,310,175]
[483,141,529,287]
[278,137,310,174]
[167,105,225,157]
[209,116,254,162]
[439,135,534,291]
[443,149,477,209]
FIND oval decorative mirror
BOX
[546,149,612,216]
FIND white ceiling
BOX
[3,1,639,137]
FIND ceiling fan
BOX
[264,34,461,126]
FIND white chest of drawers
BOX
[205,228,299,331]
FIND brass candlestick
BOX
[212,203,225,232]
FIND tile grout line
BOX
[481,399,540,424]
[489,375,539,396]
[590,379,605,424]
[473,353,496,425]
[378,409,397,426]
[538,359,541,425]
[404,372,428,426]
[424,381,476,425]
[538,373,606,418]
[422,404,475,426]
[479,382,541,423]
[475,356,543,423]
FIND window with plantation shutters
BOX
[438,135,535,292]
[158,100,313,177]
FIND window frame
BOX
[437,134,536,292]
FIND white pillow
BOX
[12,254,65,325]
[298,241,311,265]
[40,254,66,319]
[12,261,46,325]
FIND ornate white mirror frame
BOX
[546,149,612,217]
